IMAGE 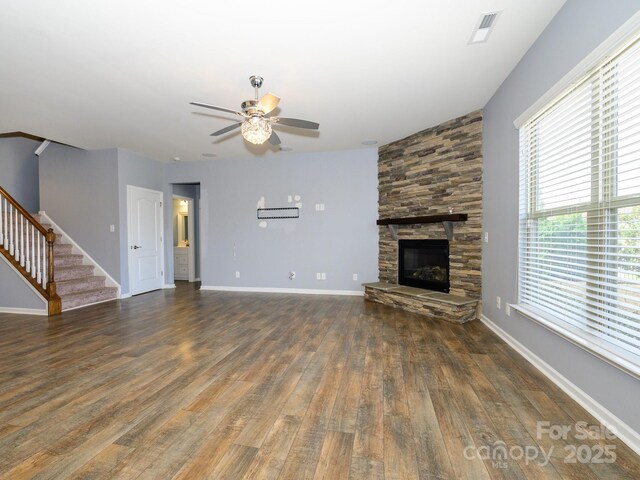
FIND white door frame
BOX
[172,194,196,282]
[127,185,165,294]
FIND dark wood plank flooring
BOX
[0,282,638,479]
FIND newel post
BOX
[45,228,56,297]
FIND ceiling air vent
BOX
[469,11,502,44]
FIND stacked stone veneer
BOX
[377,110,483,300]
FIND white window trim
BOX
[512,303,640,380]
[514,9,640,129]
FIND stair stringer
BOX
[38,211,121,298]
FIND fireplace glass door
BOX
[398,239,450,293]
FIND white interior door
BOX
[128,186,164,295]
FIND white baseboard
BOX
[0,307,47,316]
[120,285,173,297]
[480,314,640,456]
[200,285,364,296]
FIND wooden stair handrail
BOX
[0,186,47,235]
[0,186,61,315]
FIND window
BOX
[519,34,640,364]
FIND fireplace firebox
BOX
[398,239,450,293]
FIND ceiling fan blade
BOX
[210,122,242,136]
[268,130,281,146]
[257,93,280,114]
[190,101,244,117]
[272,117,319,130]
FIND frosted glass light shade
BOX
[241,116,272,144]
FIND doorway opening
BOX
[172,183,200,287]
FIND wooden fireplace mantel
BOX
[376,213,468,240]
[376,213,468,225]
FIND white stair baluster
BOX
[42,235,47,289]
[20,215,25,267]
[2,198,7,248]
[25,221,30,273]
[14,208,19,261]
[0,194,4,245]
[32,225,37,278]
[37,231,41,284]
[9,205,14,256]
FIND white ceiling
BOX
[0,0,565,162]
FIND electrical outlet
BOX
[289,271,296,280]
[484,232,489,243]
[496,296,501,309]
[321,273,326,280]
[235,271,240,278]
[353,273,358,281]
[506,304,511,316]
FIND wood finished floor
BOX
[0,283,638,479]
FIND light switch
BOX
[109,225,115,233]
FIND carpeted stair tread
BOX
[61,287,118,310]
[56,264,95,281]
[53,243,73,254]
[54,253,84,267]
[56,276,107,295]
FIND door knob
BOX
[131,245,142,250]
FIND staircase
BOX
[1,185,118,315]
[31,214,118,311]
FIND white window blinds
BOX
[519,35,640,358]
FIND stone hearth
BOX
[363,282,478,324]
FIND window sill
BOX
[511,304,640,381]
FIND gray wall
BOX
[0,137,41,212]
[117,149,166,295]
[0,256,47,312]
[483,0,640,433]
[164,148,378,291]
[39,144,120,281]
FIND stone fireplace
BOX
[364,110,483,323]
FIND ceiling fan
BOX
[191,75,319,146]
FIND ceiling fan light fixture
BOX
[241,116,272,145]
[192,75,318,147]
